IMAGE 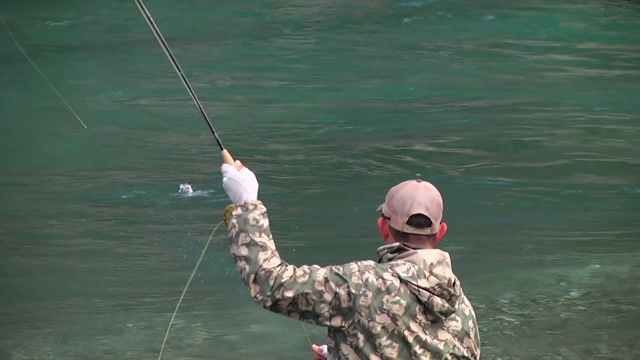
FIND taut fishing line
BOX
[0,14,87,129]
[133,0,314,357]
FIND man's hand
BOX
[221,160,259,204]
[311,344,328,360]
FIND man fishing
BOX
[221,159,481,360]
[132,1,479,356]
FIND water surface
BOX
[1,1,639,359]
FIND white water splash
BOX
[179,183,194,195]
[178,183,214,197]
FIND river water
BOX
[1,1,639,359]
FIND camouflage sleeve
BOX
[227,200,368,328]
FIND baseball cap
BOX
[376,179,443,235]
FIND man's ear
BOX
[378,216,389,239]
[433,221,448,245]
[377,216,392,242]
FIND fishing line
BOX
[157,220,224,360]
[300,320,313,347]
[0,14,87,129]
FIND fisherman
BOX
[221,159,481,360]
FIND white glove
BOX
[221,160,259,204]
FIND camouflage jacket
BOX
[228,200,481,360]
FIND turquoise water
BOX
[1,1,639,359]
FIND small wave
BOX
[46,20,71,26]
[121,190,147,199]
[398,0,426,7]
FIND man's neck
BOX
[402,240,434,250]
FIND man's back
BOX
[323,243,479,360]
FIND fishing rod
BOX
[135,3,316,358]
[134,3,259,359]
[134,0,235,166]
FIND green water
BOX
[1,1,639,359]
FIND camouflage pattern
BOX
[228,200,481,360]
